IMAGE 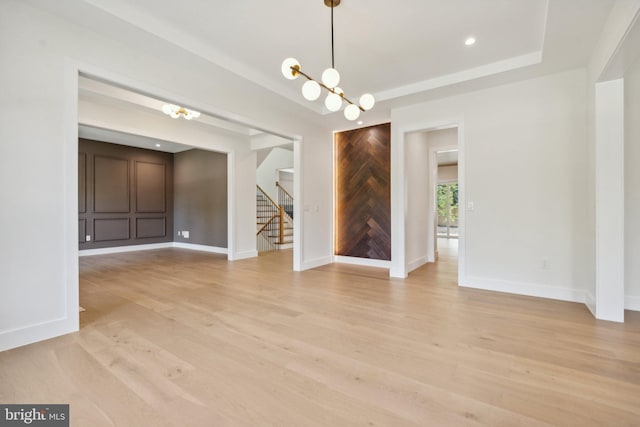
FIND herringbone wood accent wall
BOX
[335,123,391,260]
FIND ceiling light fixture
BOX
[281,0,375,121]
[162,104,201,120]
[465,37,476,46]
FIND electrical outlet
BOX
[542,258,550,269]
[177,231,182,237]
[86,235,91,242]
[183,231,189,239]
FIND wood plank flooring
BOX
[1,247,639,426]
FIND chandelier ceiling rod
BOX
[330,0,334,69]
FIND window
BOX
[437,183,458,238]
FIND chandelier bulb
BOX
[321,68,340,88]
[325,92,343,112]
[344,104,361,121]
[302,80,322,101]
[281,58,301,80]
[162,104,175,115]
[359,93,375,111]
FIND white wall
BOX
[625,55,640,310]
[392,69,590,302]
[256,147,293,201]
[278,170,294,196]
[438,165,458,183]
[0,0,335,351]
[405,132,431,271]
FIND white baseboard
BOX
[301,256,333,271]
[460,276,586,304]
[229,250,258,260]
[334,256,391,269]
[407,256,430,273]
[0,316,77,353]
[80,242,229,257]
[585,290,596,317]
[79,242,174,256]
[625,295,640,311]
[172,242,228,254]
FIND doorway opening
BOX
[436,183,459,239]
[396,125,462,277]
[435,149,459,260]
[73,70,304,329]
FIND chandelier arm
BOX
[290,66,365,111]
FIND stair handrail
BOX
[256,213,279,236]
[257,184,279,209]
[275,181,293,200]
[256,184,291,251]
[276,181,294,222]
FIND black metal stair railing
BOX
[276,181,294,220]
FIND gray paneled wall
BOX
[79,139,174,249]
[174,149,228,247]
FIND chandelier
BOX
[162,104,201,120]
[281,0,375,121]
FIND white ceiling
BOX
[79,124,193,153]
[35,0,616,132]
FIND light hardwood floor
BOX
[1,247,639,426]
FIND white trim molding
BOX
[626,295,640,312]
[407,256,430,273]
[461,276,587,304]
[301,256,333,271]
[585,290,596,317]
[334,256,391,269]
[172,243,228,254]
[228,250,258,261]
[0,317,72,353]
[79,242,229,257]
[79,242,174,256]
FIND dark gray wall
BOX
[174,149,228,247]
[79,139,174,249]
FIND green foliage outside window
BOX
[437,184,458,224]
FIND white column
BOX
[595,79,625,322]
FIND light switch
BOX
[467,201,474,211]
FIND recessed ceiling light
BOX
[357,120,363,125]
[155,143,161,147]
[465,37,476,46]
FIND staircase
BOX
[256,185,293,252]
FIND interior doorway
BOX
[435,148,459,259]
[397,125,462,277]
[256,145,295,254]
[435,148,459,263]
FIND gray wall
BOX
[79,139,174,249]
[174,149,228,247]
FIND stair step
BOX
[274,239,293,245]
[267,231,293,237]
